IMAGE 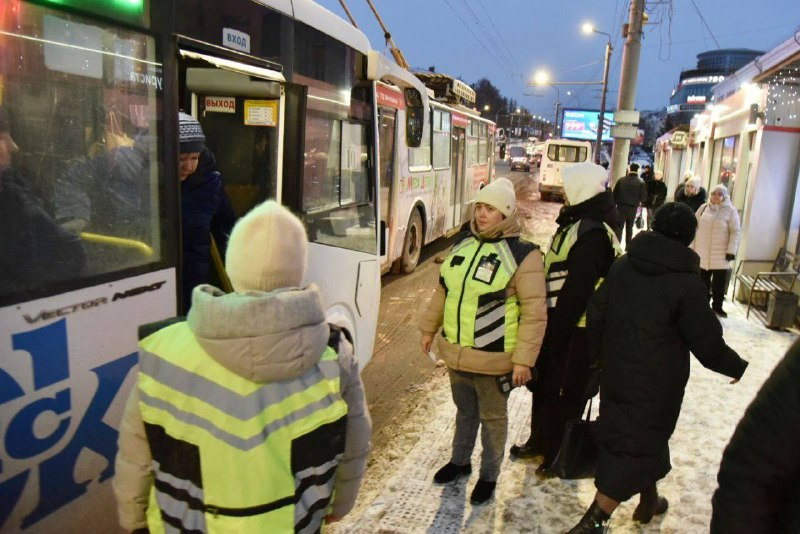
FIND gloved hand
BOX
[726,253,735,261]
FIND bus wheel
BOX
[399,209,423,273]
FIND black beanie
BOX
[178,112,205,153]
[652,202,697,246]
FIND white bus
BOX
[374,75,496,273]
[538,139,593,201]
[0,0,420,530]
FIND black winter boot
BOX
[632,485,669,524]
[509,437,543,460]
[433,462,471,485]
[469,479,496,505]
[567,501,611,533]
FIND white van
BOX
[538,139,592,201]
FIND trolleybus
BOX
[0,0,429,530]
[376,74,496,273]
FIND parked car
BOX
[508,146,530,172]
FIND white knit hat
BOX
[225,201,308,292]
[562,162,607,205]
[475,178,516,217]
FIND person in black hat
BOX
[177,112,237,313]
[567,202,749,533]
[0,106,86,299]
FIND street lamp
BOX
[583,22,613,164]
[531,70,562,137]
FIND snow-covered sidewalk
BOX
[331,301,797,533]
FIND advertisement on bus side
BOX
[0,270,177,532]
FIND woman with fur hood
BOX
[691,184,741,317]
[418,178,548,505]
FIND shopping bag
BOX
[550,399,599,479]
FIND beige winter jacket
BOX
[691,200,741,270]
[112,285,371,531]
[418,213,548,375]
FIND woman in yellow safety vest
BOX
[418,177,548,505]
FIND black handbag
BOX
[551,398,599,479]
[550,368,601,479]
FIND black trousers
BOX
[701,268,727,309]
[617,205,638,246]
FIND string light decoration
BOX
[765,65,800,124]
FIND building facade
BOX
[666,49,764,130]
[656,32,800,283]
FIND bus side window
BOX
[405,88,424,148]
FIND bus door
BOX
[451,126,466,228]
[180,50,285,218]
[378,106,397,267]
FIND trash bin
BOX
[765,291,799,329]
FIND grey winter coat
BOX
[112,284,371,531]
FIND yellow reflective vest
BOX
[544,220,622,326]
[441,235,536,353]
[137,321,348,533]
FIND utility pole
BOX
[609,0,646,185]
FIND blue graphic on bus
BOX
[0,318,137,530]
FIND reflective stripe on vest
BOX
[138,322,348,534]
[544,221,622,324]
[440,237,522,352]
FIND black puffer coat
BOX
[181,149,237,312]
[711,339,800,533]
[586,231,748,501]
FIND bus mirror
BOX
[406,106,424,147]
[404,88,424,148]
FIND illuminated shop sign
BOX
[682,75,726,86]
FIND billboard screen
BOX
[561,109,614,142]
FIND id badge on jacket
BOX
[473,254,500,284]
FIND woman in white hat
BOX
[418,178,547,505]
[691,184,741,317]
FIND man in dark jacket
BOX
[711,339,800,533]
[509,162,621,477]
[178,112,237,313]
[645,170,667,230]
[568,202,749,533]
[612,163,647,247]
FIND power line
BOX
[689,0,721,49]
[442,0,515,76]
[457,0,517,75]
[474,0,523,75]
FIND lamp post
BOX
[531,71,563,137]
[583,23,613,164]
